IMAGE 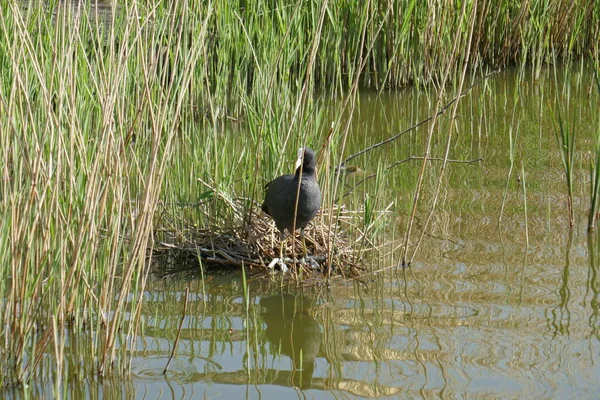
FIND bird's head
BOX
[294,147,317,175]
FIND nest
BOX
[151,200,366,279]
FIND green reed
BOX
[590,63,600,230]
[551,61,576,227]
[1,0,599,391]
[0,0,210,387]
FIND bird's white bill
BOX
[294,147,304,171]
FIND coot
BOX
[262,147,322,259]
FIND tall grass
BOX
[0,0,210,387]
[1,0,599,390]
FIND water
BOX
[5,67,600,398]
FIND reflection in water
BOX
[551,230,573,336]
[587,234,600,339]
[259,294,321,388]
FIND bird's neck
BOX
[295,166,315,178]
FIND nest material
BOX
[151,202,365,278]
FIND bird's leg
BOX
[299,229,320,269]
[300,228,308,259]
[279,230,287,260]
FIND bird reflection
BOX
[260,293,321,388]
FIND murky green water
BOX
[6,67,600,398]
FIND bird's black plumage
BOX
[262,148,322,237]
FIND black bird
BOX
[262,147,322,260]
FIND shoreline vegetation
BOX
[17,0,600,92]
[1,0,600,389]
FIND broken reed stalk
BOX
[340,68,500,168]
[163,287,190,374]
